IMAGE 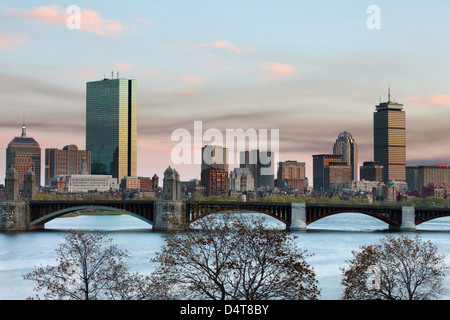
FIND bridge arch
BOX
[30,205,154,227]
[185,202,292,229]
[415,207,450,226]
[305,204,402,228]
[189,209,288,228]
[306,211,389,228]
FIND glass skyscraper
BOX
[333,131,358,181]
[86,77,137,182]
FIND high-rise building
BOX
[324,163,352,191]
[240,150,275,189]
[312,154,343,191]
[86,77,137,182]
[45,145,91,186]
[373,92,406,182]
[360,161,384,182]
[200,145,229,196]
[6,124,41,188]
[333,131,358,181]
[406,164,450,191]
[201,167,228,196]
[201,145,228,173]
[276,160,306,190]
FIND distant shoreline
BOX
[61,211,123,218]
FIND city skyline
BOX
[1,1,450,184]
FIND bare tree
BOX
[341,234,449,300]
[151,212,320,300]
[24,230,168,300]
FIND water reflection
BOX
[2,213,450,300]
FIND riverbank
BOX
[61,211,124,217]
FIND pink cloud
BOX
[114,62,132,71]
[177,89,196,95]
[403,95,423,102]
[143,70,159,77]
[199,41,252,54]
[180,75,205,86]
[260,62,296,80]
[71,66,97,79]
[402,94,450,107]
[428,94,450,106]
[136,17,154,26]
[150,88,173,93]
[0,31,28,49]
[8,5,122,38]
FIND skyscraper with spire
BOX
[86,76,137,182]
[333,131,358,181]
[6,121,41,188]
[373,86,406,182]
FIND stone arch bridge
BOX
[2,199,450,232]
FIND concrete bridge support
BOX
[0,167,32,231]
[289,202,307,231]
[153,200,186,231]
[389,206,416,231]
[0,201,31,231]
[153,166,186,232]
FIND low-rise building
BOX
[50,174,118,193]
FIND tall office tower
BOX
[374,91,406,182]
[6,123,41,188]
[201,145,228,195]
[45,145,91,186]
[276,160,306,190]
[240,150,275,189]
[201,145,228,172]
[86,77,137,182]
[312,154,342,191]
[333,131,358,181]
[201,167,228,196]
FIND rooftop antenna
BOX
[112,71,114,79]
[388,82,391,103]
[21,112,26,137]
[117,71,119,78]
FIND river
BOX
[1,212,450,300]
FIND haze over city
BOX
[1,1,450,185]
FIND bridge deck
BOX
[25,200,450,229]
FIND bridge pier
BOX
[1,167,34,231]
[0,201,31,231]
[389,206,416,232]
[153,166,186,232]
[289,203,307,231]
[153,200,186,232]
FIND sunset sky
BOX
[1,1,450,186]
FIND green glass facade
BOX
[86,78,137,181]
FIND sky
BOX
[1,0,450,186]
